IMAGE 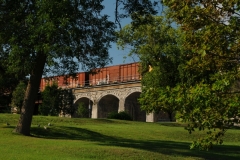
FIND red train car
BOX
[40,73,86,90]
[39,62,141,90]
[89,62,140,86]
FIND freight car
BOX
[39,62,141,90]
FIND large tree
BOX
[162,0,240,149]
[117,16,183,121]
[119,1,240,149]
[0,0,116,135]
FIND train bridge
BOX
[72,80,158,122]
[40,62,167,122]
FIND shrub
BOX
[39,83,75,116]
[77,102,89,118]
[11,81,27,113]
[107,111,132,120]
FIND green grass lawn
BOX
[0,114,240,160]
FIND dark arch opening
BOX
[98,95,119,118]
[125,92,146,121]
[73,97,92,118]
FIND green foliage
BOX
[114,0,158,28]
[162,0,240,150]
[39,83,60,116]
[58,88,75,116]
[0,56,25,110]
[76,102,89,118]
[118,4,240,149]
[117,16,182,120]
[1,0,116,75]
[11,81,27,113]
[107,111,132,120]
[0,0,116,134]
[39,83,75,116]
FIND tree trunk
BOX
[14,53,46,135]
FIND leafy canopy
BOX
[117,16,183,121]
[0,0,116,77]
[162,0,240,150]
[39,83,74,116]
[0,0,117,135]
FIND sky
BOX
[101,0,163,67]
[101,0,136,66]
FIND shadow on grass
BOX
[1,126,15,129]
[158,122,240,131]
[157,122,188,127]
[31,126,240,160]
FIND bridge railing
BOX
[60,74,141,89]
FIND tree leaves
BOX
[39,83,75,116]
[163,0,240,150]
[11,81,27,113]
[0,0,116,76]
[117,16,182,121]
[0,0,117,135]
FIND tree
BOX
[0,57,25,112]
[117,16,183,121]
[0,0,116,135]
[114,0,158,28]
[162,0,240,149]
[39,83,75,116]
[11,81,27,113]
[39,83,59,116]
[58,88,75,116]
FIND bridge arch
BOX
[73,97,93,118]
[98,94,119,118]
[97,92,121,101]
[124,92,146,121]
[71,84,164,122]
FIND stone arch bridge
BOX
[72,81,157,122]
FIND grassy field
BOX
[0,114,240,160]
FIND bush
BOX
[107,111,132,121]
[77,102,89,118]
[11,81,26,113]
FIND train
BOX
[39,62,141,91]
